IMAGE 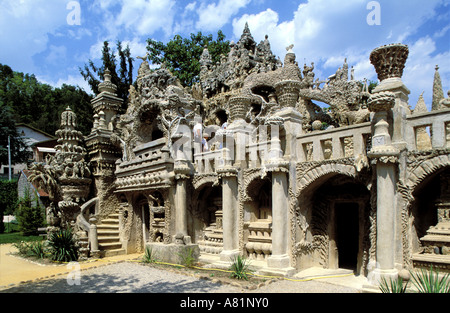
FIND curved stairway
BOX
[97,209,126,257]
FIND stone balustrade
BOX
[405,108,450,151]
[296,122,372,162]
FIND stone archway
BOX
[399,153,450,268]
[407,163,450,269]
[191,182,223,255]
[296,162,358,197]
[294,171,372,276]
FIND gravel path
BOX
[0,261,360,294]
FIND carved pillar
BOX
[268,168,290,267]
[367,70,399,284]
[370,43,410,150]
[218,167,240,261]
[262,115,295,274]
[174,162,191,243]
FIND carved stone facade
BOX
[36,26,450,285]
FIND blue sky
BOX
[1,0,449,110]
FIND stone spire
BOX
[413,92,428,114]
[432,65,444,111]
[90,67,123,130]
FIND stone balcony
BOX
[115,138,174,192]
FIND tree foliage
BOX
[15,188,45,236]
[0,63,93,139]
[79,40,133,111]
[146,30,230,87]
[0,179,18,233]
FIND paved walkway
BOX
[0,244,141,289]
[1,243,376,293]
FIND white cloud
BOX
[196,0,251,31]
[0,0,67,72]
[115,0,176,37]
[403,36,450,110]
[45,45,67,64]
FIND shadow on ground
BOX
[0,263,227,293]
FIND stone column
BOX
[262,117,295,276]
[367,88,399,284]
[218,167,240,262]
[268,169,290,268]
[174,162,191,243]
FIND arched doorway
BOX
[244,177,273,261]
[296,173,371,275]
[410,167,450,257]
[193,184,223,255]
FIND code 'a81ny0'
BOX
[223,297,269,308]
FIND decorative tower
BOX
[85,69,123,219]
[85,68,123,176]
[54,106,91,225]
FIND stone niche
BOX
[244,179,273,261]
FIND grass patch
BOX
[0,231,43,244]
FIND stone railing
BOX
[296,122,372,162]
[76,197,99,256]
[405,108,450,151]
[194,149,223,174]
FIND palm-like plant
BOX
[28,162,61,203]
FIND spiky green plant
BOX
[410,266,450,293]
[178,247,196,267]
[229,255,252,280]
[29,240,46,259]
[379,276,408,293]
[143,247,157,263]
[48,228,78,262]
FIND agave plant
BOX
[48,228,78,262]
[410,266,450,293]
[229,255,253,280]
[379,276,408,293]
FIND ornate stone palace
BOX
[37,25,450,285]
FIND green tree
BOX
[0,179,18,233]
[0,104,31,170]
[146,30,230,87]
[79,40,134,111]
[15,188,45,236]
[0,63,93,137]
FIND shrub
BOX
[15,189,45,236]
[48,228,78,262]
[13,240,46,259]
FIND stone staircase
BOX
[97,209,126,257]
